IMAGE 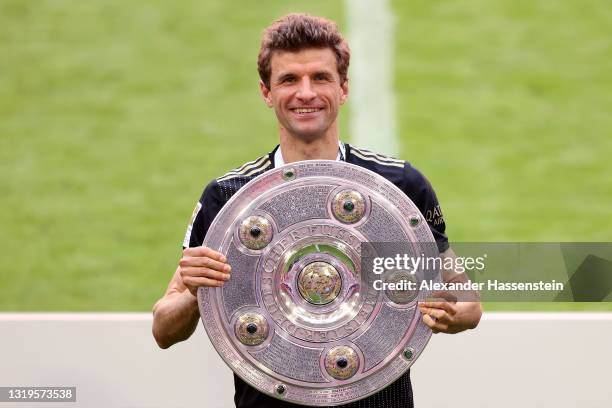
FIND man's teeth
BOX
[294,108,320,114]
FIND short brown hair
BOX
[257,13,350,89]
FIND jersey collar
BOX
[273,141,346,168]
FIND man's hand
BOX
[418,291,482,334]
[152,246,231,348]
[179,246,232,296]
[418,247,483,334]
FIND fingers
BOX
[183,276,224,290]
[421,313,448,334]
[179,246,231,293]
[419,291,458,322]
[183,246,227,263]
[180,266,228,295]
[180,266,230,282]
[419,300,457,316]
[418,305,448,324]
[180,246,231,274]
[180,255,231,273]
[418,300,456,334]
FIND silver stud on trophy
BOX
[385,271,419,305]
[235,313,269,346]
[238,215,273,250]
[324,346,360,380]
[331,190,366,224]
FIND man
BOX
[153,13,481,408]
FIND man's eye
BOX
[315,74,330,81]
[281,77,296,83]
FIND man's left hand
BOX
[418,291,482,334]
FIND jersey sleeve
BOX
[402,163,449,253]
[182,179,223,249]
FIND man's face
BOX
[261,48,349,140]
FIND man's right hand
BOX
[179,246,231,295]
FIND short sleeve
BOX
[402,163,449,253]
[182,180,223,249]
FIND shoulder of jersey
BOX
[348,145,405,169]
[216,154,272,183]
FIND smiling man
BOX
[260,45,348,162]
[153,13,481,408]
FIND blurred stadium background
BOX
[1,0,610,311]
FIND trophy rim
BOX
[197,160,438,406]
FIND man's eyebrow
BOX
[276,72,296,82]
[313,70,333,77]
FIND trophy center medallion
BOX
[297,261,342,305]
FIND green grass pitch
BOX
[0,0,610,310]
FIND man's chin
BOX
[287,126,329,142]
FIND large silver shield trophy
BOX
[198,160,440,406]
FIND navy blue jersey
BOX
[183,143,448,408]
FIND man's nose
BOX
[296,77,316,101]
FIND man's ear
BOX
[340,79,349,105]
[260,80,273,108]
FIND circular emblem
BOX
[235,313,269,346]
[331,190,366,223]
[239,216,273,250]
[324,346,360,380]
[198,160,440,406]
[297,261,343,305]
[384,271,419,305]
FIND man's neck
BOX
[278,127,340,164]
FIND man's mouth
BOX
[291,108,323,114]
